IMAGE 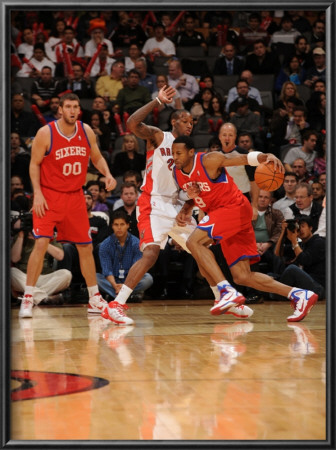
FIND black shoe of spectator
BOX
[245,294,264,304]
[182,289,194,299]
[128,292,144,303]
[160,288,169,300]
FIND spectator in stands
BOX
[305,78,326,109]
[30,66,61,113]
[228,79,261,118]
[89,43,116,78]
[16,27,34,59]
[86,180,110,216]
[244,39,281,75]
[76,11,100,44]
[269,15,301,61]
[318,172,326,191]
[274,55,307,94]
[45,19,67,63]
[259,10,279,35]
[110,11,147,49]
[206,136,222,153]
[193,94,226,135]
[283,129,318,173]
[273,215,326,301]
[89,110,112,155]
[213,42,244,75]
[112,133,146,177]
[173,14,207,53]
[11,225,72,305]
[286,11,313,34]
[16,43,56,78]
[134,58,156,94]
[84,18,114,60]
[53,25,85,72]
[306,92,326,133]
[313,134,326,177]
[311,181,325,205]
[283,182,323,232]
[304,47,326,87]
[142,22,176,60]
[43,96,61,123]
[289,35,314,70]
[309,20,325,48]
[95,60,126,103]
[272,172,298,214]
[251,189,285,272]
[274,81,304,109]
[112,170,142,210]
[97,210,153,302]
[189,87,214,120]
[269,101,308,156]
[225,70,263,113]
[124,43,143,73]
[57,62,95,98]
[229,96,263,150]
[114,182,139,238]
[10,133,31,193]
[206,12,240,48]
[291,158,315,184]
[238,13,270,54]
[167,59,199,106]
[115,69,152,115]
[11,93,40,138]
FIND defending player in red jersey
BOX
[19,92,117,318]
[172,130,318,322]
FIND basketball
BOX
[254,162,284,191]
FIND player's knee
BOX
[142,245,160,268]
[232,271,249,286]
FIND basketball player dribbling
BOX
[19,93,117,318]
[102,86,254,325]
[172,132,318,323]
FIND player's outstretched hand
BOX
[265,154,285,173]
[186,181,201,199]
[158,85,176,104]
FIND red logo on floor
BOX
[11,370,109,401]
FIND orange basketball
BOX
[254,162,284,191]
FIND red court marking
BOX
[11,370,109,401]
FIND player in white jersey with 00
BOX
[102,85,253,325]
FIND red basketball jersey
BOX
[173,152,244,212]
[40,120,91,192]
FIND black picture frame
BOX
[2,1,335,449]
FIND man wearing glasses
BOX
[283,182,323,232]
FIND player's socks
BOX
[114,285,133,305]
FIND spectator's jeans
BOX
[279,264,325,300]
[96,273,153,298]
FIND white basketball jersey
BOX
[141,132,178,202]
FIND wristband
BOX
[292,243,300,250]
[155,96,162,105]
[247,151,262,166]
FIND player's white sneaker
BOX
[18,295,34,318]
[224,304,253,319]
[210,286,246,315]
[287,289,318,322]
[101,301,134,326]
[88,293,108,314]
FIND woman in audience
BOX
[112,134,146,177]
[275,56,307,94]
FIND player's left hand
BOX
[104,174,117,191]
[265,154,285,173]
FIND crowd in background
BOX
[10,9,327,303]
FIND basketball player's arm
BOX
[127,85,176,148]
[84,125,117,191]
[29,126,50,218]
[204,151,284,171]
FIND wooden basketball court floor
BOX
[10,299,326,442]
